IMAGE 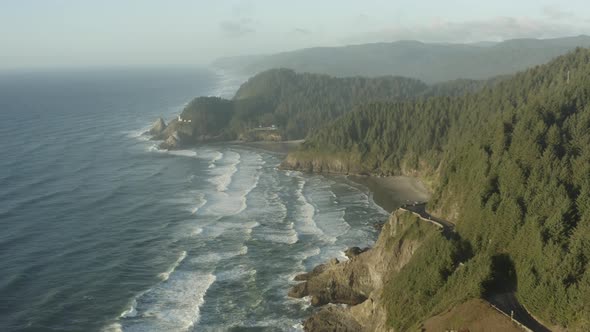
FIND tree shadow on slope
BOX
[483,254,551,332]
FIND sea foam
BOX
[158,251,187,281]
[118,272,216,332]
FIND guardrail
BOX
[488,303,533,332]
[397,206,537,332]
[398,206,445,230]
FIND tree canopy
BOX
[295,48,590,329]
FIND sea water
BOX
[0,68,393,331]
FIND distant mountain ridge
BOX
[213,35,590,83]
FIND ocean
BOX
[0,68,392,331]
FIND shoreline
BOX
[230,140,304,155]
[348,175,431,213]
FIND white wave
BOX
[338,181,372,207]
[288,246,322,277]
[147,144,159,152]
[119,272,216,332]
[190,193,207,215]
[191,245,248,264]
[147,145,198,158]
[167,150,197,158]
[367,191,389,216]
[208,151,240,192]
[284,170,303,177]
[243,221,260,231]
[120,298,138,318]
[158,251,187,281]
[299,247,321,262]
[229,317,304,331]
[102,322,123,332]
[305,178,353,243]
[315,208,350,242]
[208,151,223,169]
[163,191,207,215]
[253,189,294,244]
[259,228,299,244]
[293,177,332,243]
[202,220,260,238]
[235,172,260,216]
[204,152,262,217]
[210,170,235,192]
[215,265,257,282]
[123,127,151,141]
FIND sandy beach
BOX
[349,175,431,213]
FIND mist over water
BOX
[0,68,391,331]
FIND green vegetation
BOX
[213,36,590,83]
[179,97,233,138]
[233,69,429,139]
[295,48,590,329]
[432,49,590,329]
[179,69,507,142]
[183,46,590,329]
[381,212,490,331]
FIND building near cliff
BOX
[254,124,277,131]
[177,115,192,123]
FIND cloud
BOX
[347,16,590,44]
[219,19,255,38]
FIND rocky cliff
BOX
[289,209,434,331]
[145,116,228,149]
[280,152,366,175]
[280,151,440,186]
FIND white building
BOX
[177,115,191,123]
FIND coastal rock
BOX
[291,209,428,331]
[293,262,331,281]
[280,153,363,174]
[303,306,363,332]
[148,117,167,136]
[344,247,368,259]
[159,131,183,150]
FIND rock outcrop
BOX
[289,210,430,331]
[148,117,167,136]
[344,246,368,259]
[159,131,183,150]
[280,152,365,175]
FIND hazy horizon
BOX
[1,0,590,70]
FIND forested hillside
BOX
[172,69,500,142]
[232,69,427,139]
[214,36,590,83]
[286,49,590,330]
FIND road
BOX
[487,293,551,332]
[400,202,455,233]
[400,203,550,332]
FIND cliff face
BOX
[280,152,366,175]
[289,210,432,332]
[146,117,229,149]
[280,151,440,184]
[238,129,283,142]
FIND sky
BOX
[1,0,589,69]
